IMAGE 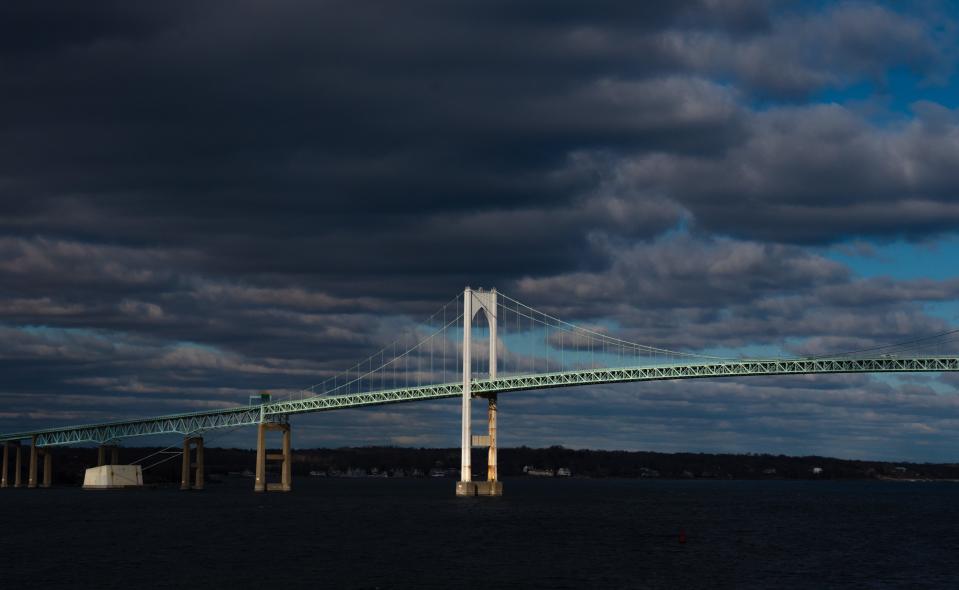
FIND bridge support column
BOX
[28,436,38,489]
[9,442,53,489]
[195,438,204,490]
[487,394,498,484]
[14,442,22,487]
[40,449,52,488]
[180,437,204,491]
[255,424,265,492]
[457,287,502,497]
[1,442,9,488]
[458,288,473,490]
[97,444,120,467]
[254,421,291,493]
[1,441,17,488]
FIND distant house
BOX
[811,467,823,475]
[762,468,777,475]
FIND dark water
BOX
[1,478,957,589]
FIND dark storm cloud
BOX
[608,102,959,243]
[515,235,959,353]
[0,3,185,55]
[2,0,951,278]
[1,1,957,455]
[673,2,944,97]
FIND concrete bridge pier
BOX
[1,441,22,488]
[28,436,38,488]
[254,421,291,492]
[486,394,499,486]
[40,449,53,488]
[180,436,205,491]
[1,442,9,488]
[25,437,54,488]
[457,287,503,497]
[457,393,503,497]
[13,442,22,487]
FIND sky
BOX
[2,0,959,461]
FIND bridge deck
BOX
[2,356,957,446]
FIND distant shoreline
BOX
[43,445,959,485]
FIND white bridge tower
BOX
[456,287,503,496]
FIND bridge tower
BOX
[180,436,205,491]
[456,287,502,496]
[254,420,292,492]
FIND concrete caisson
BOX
[82,465,143,489]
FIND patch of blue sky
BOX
[924,301,959,323]
[885,67,959,111]
[825,235,959,280]
[493,327,714,374]
[810,79,874,108]
[811,68,959,117]
[871,372,955,395]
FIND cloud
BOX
[0,1,957,458]
[683,2,946,97]
[513,234,959,354]
[598,102,959,243]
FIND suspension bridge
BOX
[1,287,958,494]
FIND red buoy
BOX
[679,529,687,544]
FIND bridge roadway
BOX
[2,356,958,447]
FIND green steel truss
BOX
[0,406,266,447]
[2,356,957,447]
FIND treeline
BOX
[494,446,959,480]
[43,445,959,485]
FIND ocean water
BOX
[1,477,957,589]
